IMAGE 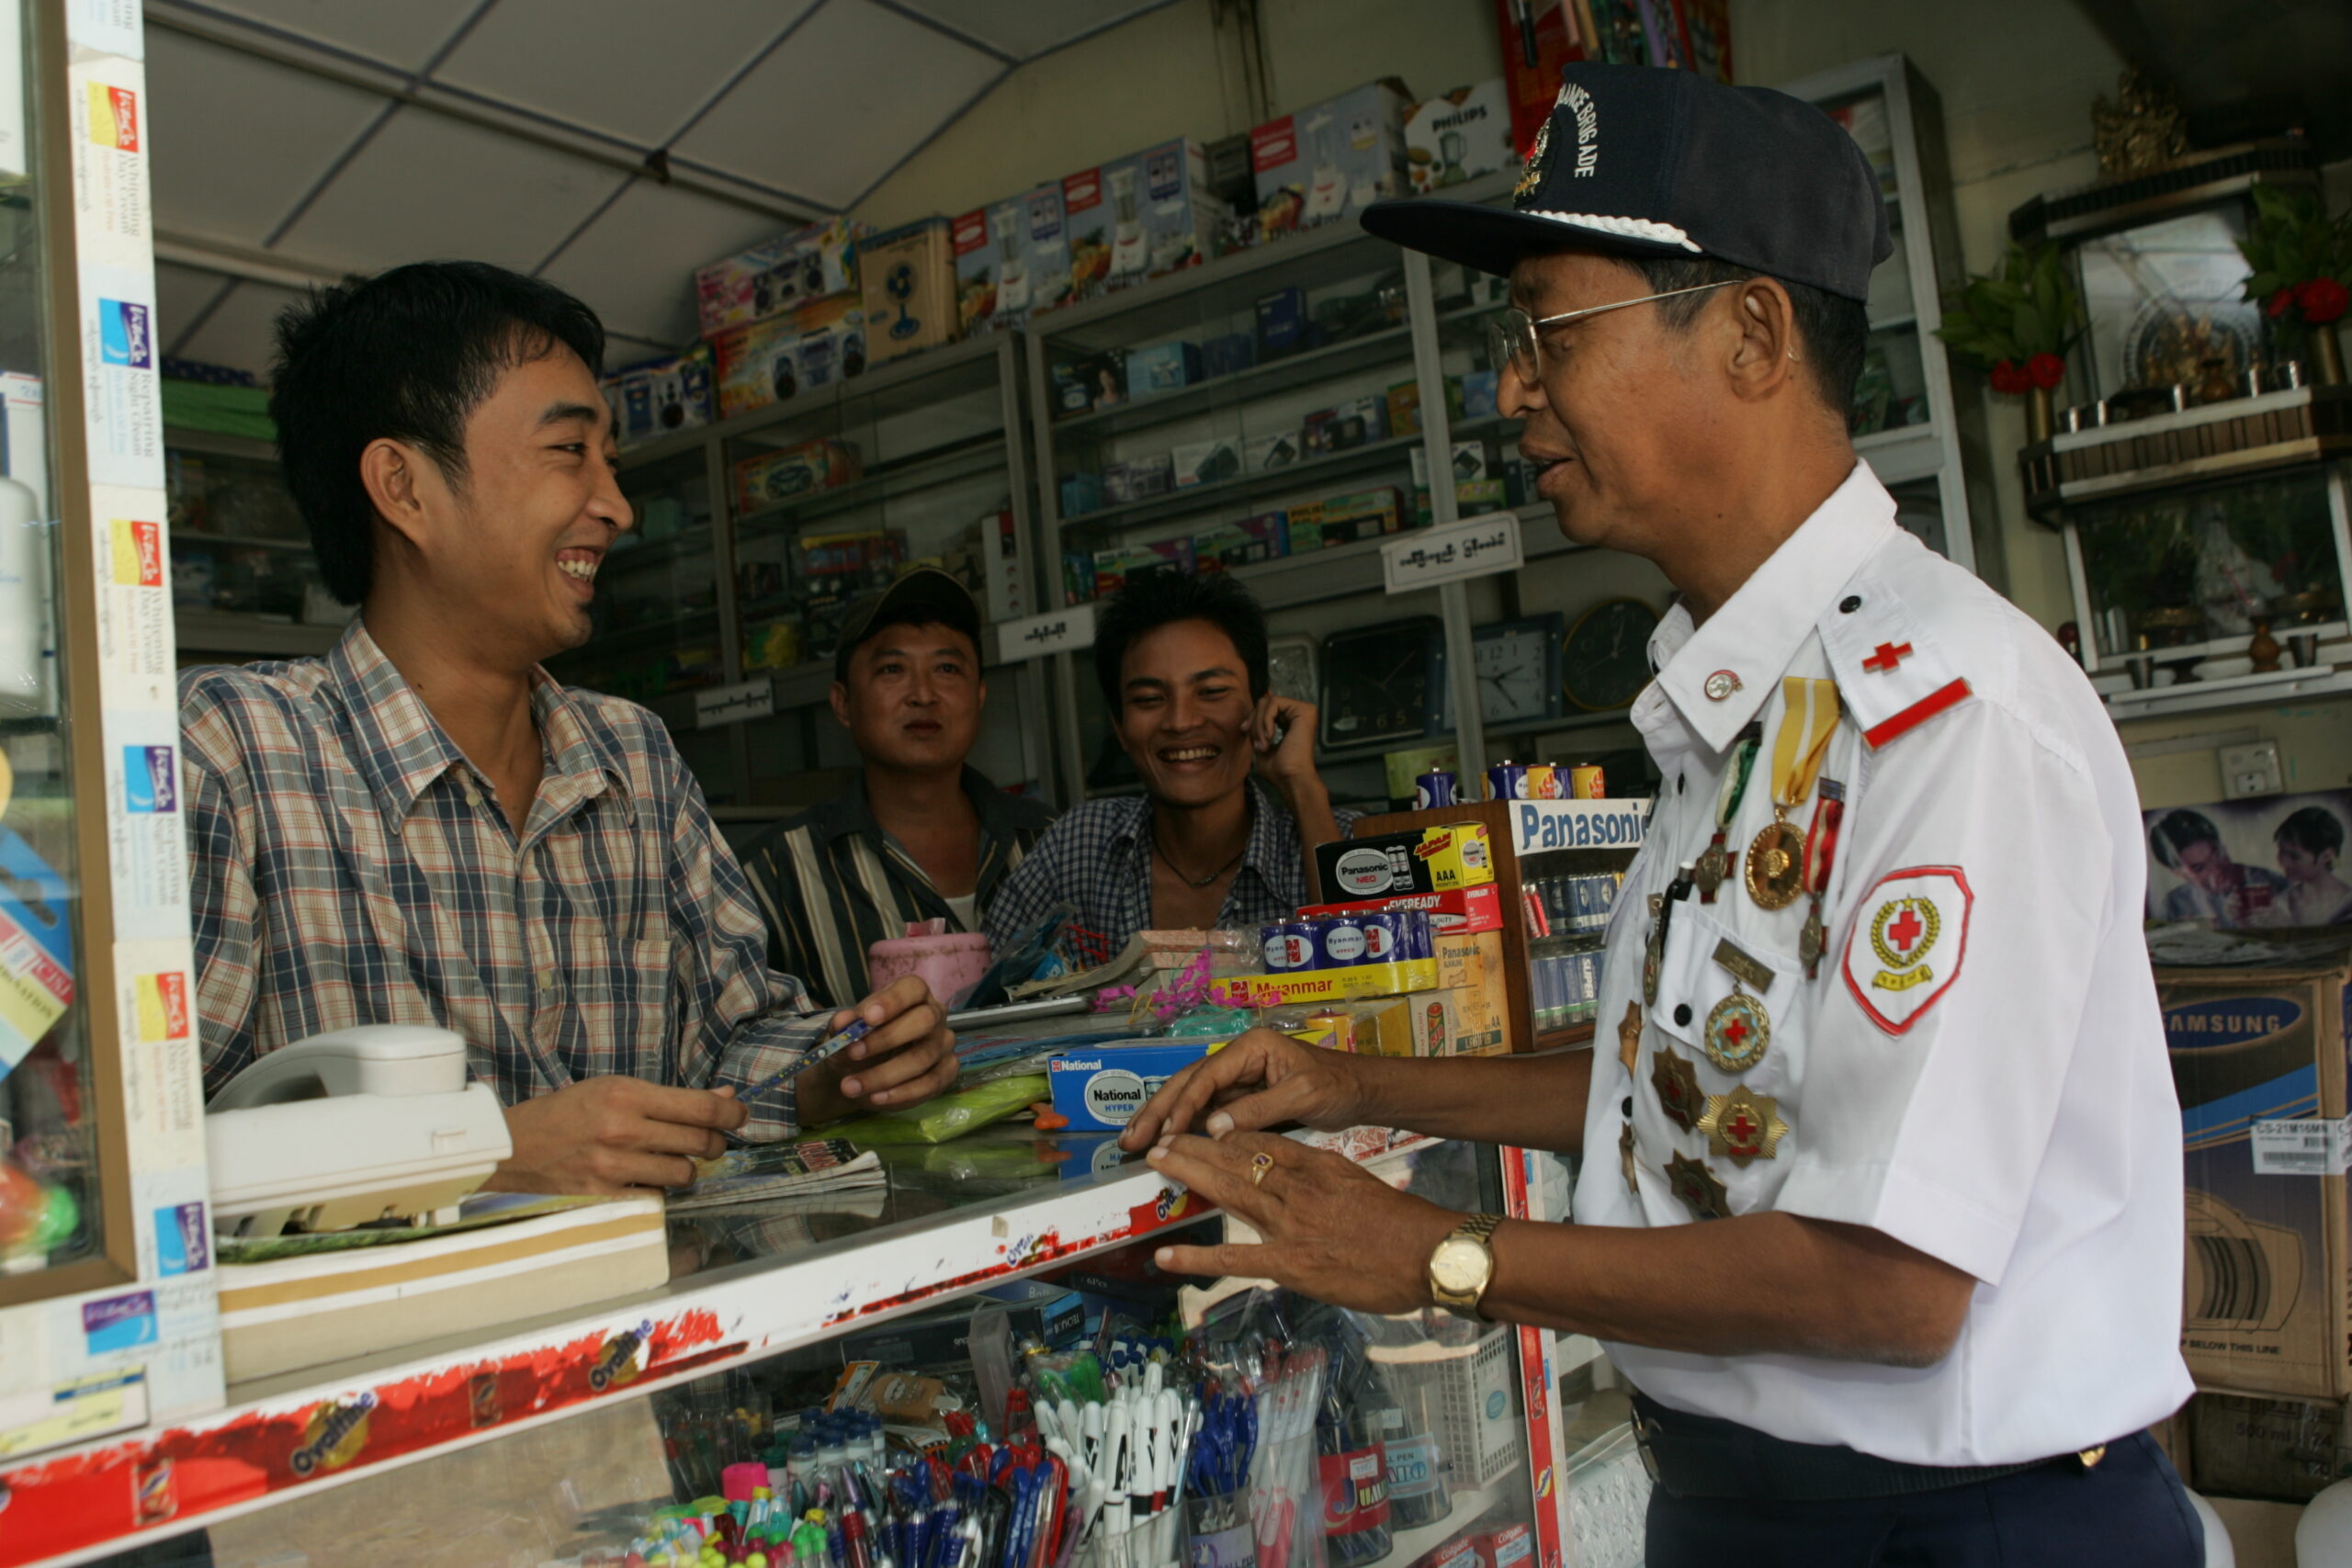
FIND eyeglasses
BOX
[1487,279,1737,388]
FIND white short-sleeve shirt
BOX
[1570,463,2191,1466]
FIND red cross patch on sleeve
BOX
[1841,866,1973,1034]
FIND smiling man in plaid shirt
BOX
[180,263,958,1194]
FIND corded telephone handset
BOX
[206,1023,514,1238]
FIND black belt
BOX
[1629,1393,2111,1502]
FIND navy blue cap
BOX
[1362,62,1892,303]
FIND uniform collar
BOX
[329,619,625,828]
[1643,463,1898,754]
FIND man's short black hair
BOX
[1623,255,1870,422]
[1093,570,1270,716]
[270,261,607,604]
[2151,808,2222,870]
[2276,806,2345,862]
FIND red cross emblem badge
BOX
[1842,865,1973,1034]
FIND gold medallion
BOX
[1744,817,1806,910]
[1702,989,1770,1074]
[1642,893,1666,1006]
[1692,837,1732,904]
[1620,1120,1638,1194]
[1696,1085,1789,1165]
[1798,899,1827,978]
[1664,1153,1731,1221]
[1651,1043,1704,1133]
[1617,1000,1644,1075]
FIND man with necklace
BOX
[984,572,1353,957]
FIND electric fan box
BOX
[856,217,960,366]
[2163,933,2352,1399]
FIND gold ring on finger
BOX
[1249,1151,1275,1187]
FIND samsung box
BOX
[857,217,960,365]
[2166,933,2352,1397]
[1250,79,1412,239]
[1404,81,1516,193]
[695,216,862,338]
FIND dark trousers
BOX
[1645,1430,2204,1568]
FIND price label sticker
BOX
[1382,514,1523,593]
[2251,1116,2352,1176]
[693,680,774,729]
[996,604,1097,663]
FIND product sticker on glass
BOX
[81,265,164,489]
[94,488,175,698]
[0,824,74,1079]
[103,711,188,939]
[68,56,152,262]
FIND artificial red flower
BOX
[2267,286,2297,319]
[2025,352,2065,389]
[1988,358,2028,395]
[2298,276,2349,325]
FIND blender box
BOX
[2165,934,2352,1398]
[1250,78,1411,239]
[1404,81,1515,193]
[1021,181,1073,319]
[695,215,863,337]
[857,217,960,366]
[951,203,1022,334]
[603,346,712,448]
[710,294,866,419]
[1065,139,1225,303]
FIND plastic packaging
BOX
[832,1073,1050,1145]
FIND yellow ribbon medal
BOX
[1745,677,1839,912]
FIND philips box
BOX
[1404,81,1516,193]
[1250,79,1411,239]
[2166,933,2352,1398]
[1049,1041,1229,1133]
[858,217,960,366]
[695,216,862,338]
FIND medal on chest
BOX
[1693,723,1761,904]
[1620,1119,1639,1194]
[1617,999,1644,1075]
[1700,938,1775,1073]
[1651,1043,1704,1132]
[1746,677,1840,913]
[1665,1152,1731,1221]
[1796,779,1848,979]
[1698,1085,1789,1165]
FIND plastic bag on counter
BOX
[831,1072,1049,1145]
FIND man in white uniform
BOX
[1120,62,2198,1565]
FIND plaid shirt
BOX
[737,768,1055,1010]
[984,780,1360,957]
[180,621,824,1137]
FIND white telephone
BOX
[206,1023,513,1237]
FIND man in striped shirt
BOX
[184,263,958,1195]
[738,570,1053,1008]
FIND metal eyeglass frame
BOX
[1488,279,1737,387]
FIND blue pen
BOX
[741,1018,874,1104]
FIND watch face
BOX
[1430,1235,1493,1296]
[1563,597,1661,712]
[1320,620,1442,748]
[1473,614,1564,725]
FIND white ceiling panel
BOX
[146,28,384,244]
[273,108,629,276]
[538,179,782,349]
[172,279,313,376]
[434,0,812,148]
[155,262,232,359]
[673,0,1002,209]
[892,0,1169,59]
[186,0,485,73]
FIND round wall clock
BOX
[1562,597,1660,712]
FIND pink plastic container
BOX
[867,931,991,1009]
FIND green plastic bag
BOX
[834,1073,1050,1146]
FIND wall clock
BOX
[1562,597,1660,712]
[1471,614,1565,726]
[1319,618,1446,750]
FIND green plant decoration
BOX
[1934,243,2085,395]
[2238,185,2352,329]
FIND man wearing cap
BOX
[184,263,960,1198]
[1121,64,2197,1563]
[737,570,1053,1009]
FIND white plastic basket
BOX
[1371,1328,1522,1489]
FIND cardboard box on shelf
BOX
[1287,487,1404,552]
[1193,512,1288,570]
[2187,1390,2350,1502]
[1240,958,1442,1008]
[1350,988,1471,1058]
[2166,934,2352,1397]
[695,216,862,338]
[1405,81,1516,193]
[1244,430,1303,474]
[1204,331,1256,378]
[733,437,864,514]
[1125,341,1203,399]
[856,217,960,365]
[952,204,1018,334]
[709,295,865,419]
[1092,537,1193,599]
[1022,181,1074,319]
[1303,395,1389,456]
[1250,79,1412,239]
[1255,285,1311,358]
[1170,438,1242,489]
[1299,886,1510,1054]
[603,348,712,448]
[1051,351,1128,418]
[1066,139,1226,303]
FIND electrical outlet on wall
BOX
[2219,740,2284,800]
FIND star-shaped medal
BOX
[1692,837,1733,904]
[1617,1000,1644,1075]
[1665,1153,1731,1221]
[1651,1044,1703,1134]
[1620,1120,1638,1194]
[1696,1085,1789,1166]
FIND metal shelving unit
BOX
[164,423,345,662]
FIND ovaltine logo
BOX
[951,209,989,256]
[1250,116,1297,173]
[87,83,139,152]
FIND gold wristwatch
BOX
[1428,1213,1505,1319]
